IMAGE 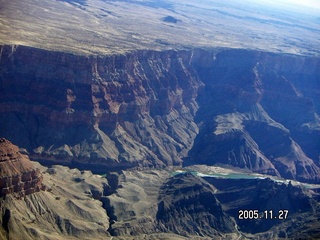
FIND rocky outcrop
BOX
[205,176,315,234]
[0,45,319,182]
[103,170,169,236]
[0,164,319,239]
[0,164,111,240]
[0,138,44,198]
[101,169,320,239]
[156,172,236,237]
[103,170,237,238]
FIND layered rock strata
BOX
[103,170,320,239]
[0,45,201,169]
[0,138,44,198]
[189,50,320,183]
[0,164,111,240]
[103,170,238,238]
[0,45,319,182]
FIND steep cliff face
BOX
[156,172,236,237]
[0,45,319,182]
[0,138,44,198]
[204,176,317,235]
[189,50,320,183]
[0,45,201,169]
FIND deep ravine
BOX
[0,45,319,183]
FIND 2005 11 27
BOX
[238,210,289,220]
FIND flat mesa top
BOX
[0,0,319,55]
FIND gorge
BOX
[1,0,320,238]
[0,45,319,183]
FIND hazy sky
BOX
[287,0,320,8]
[271,0,320,10]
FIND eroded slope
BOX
[0,163,111,240]
[0,46,319,182]
[189,50,320,183]
[103,170,320,239]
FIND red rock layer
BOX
[0,138,44,198]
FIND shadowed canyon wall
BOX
[0,45,319,182]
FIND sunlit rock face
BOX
[0,45,319,182]
[0,157,111,240]
[0,138,44,198]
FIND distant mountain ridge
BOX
[0,45,319,183]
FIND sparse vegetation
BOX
[0,0,319,55]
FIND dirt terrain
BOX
[0,0,319,55]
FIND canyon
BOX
[0,139,319,239]
[0,45,319,183]
[0,0,320,239]
[0,139,111,240]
